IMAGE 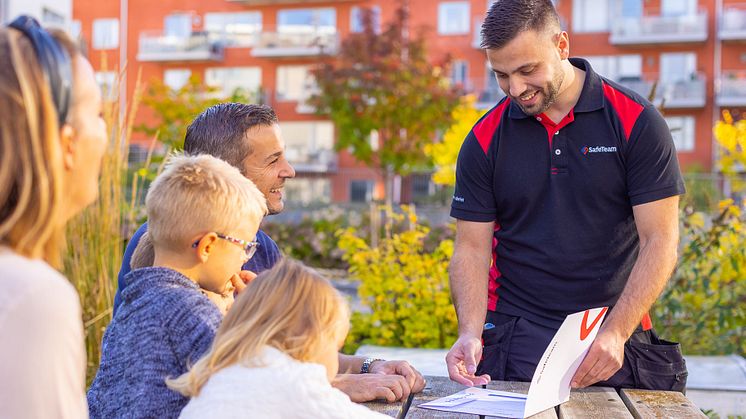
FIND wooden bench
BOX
[364,376,707,418]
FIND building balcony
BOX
[720,5,746,40]
[137,31,223,62]
[285,148,337,173]
[617,73,706,108]
[609,11,707,45]
[717,71,746,106]
[251,29,338,58]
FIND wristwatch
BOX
[360,357,384,374]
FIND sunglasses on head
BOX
[8,15,73,126]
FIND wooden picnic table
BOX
[363,376,706,418]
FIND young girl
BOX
[170,258,388,419]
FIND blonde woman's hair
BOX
[168,258,350,397]
[0,27,82,267]
[145,153,267,252]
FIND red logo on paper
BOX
[579,307,608,341]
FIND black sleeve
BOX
[450,131,497,221]
[625,106,686,206]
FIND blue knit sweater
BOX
[87,267,221,419]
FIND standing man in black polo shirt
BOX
[445,0,688,392]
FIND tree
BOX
[136,74,259,151]
[425,95,486,186]
[310,3,463,204]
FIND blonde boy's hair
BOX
[168,258,350,396]
[145,154,267,252]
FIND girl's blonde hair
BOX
[168,258,350,397]
[0,27,81,267]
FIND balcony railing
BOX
[137,31,224,62]
[617,73,706,108]
[284,148,337,173]
[610,11,708,45]
[251,29,339,57]
[717,70,746,106]
[720,4,746,40]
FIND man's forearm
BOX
[602,234,678,339]
[450,247,491,338]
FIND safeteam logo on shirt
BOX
[580,145,618,155]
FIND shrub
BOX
[654,200,746,356]
[338,206,457,353]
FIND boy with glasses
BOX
[87,154,267,419]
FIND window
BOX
[95,71,116,100]
[451,60,468,86]
[585,55,642,81]
[351,6,381,33]
[205,12,261,47]
[278,121,334,165]
[412,174,435,200]
[665,116,695,152]
[618,0,642,18]
[284,178,331,204]
[660,52,696,83]
[438,2,470,35]
[164,69,191,91]
[128,144,150,165]
[205,67,261,98]
[572,0,609,32]
[92,18,119,50]
[350,180,375,203]
[164,13,192,37]
[662,0,696,17]
[276,65,314,101]
[278,8,336,34]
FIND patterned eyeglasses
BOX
[192,233,260,261]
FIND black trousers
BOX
[476,311,688,393]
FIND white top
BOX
[179,346,389,419]
[0,247,88,419]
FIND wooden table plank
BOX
[620,389,707,419]
[559,387,633,419]
[405,376,475,418]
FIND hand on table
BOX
[445,335,491,386]
[332,373,413,403]
[571,328,625,388]
[368,360,426,394]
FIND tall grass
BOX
[63,68,147,384]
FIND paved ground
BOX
[355,345,746,418]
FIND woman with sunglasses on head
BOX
[0,16,107,419]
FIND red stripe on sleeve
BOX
[602,82,644,141]
[473,98,511,153]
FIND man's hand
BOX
[571,328,625,388]
[446,335,491,386]
[368,360,426,394]
[332,373,412,403]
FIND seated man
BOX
[115,103,426,402]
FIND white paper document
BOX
[418,307,608,418]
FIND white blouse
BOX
[179,346,389,419]
[0,247,88,419]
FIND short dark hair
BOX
[480,0,561,49]
[184,103,278,172]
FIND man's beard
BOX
[513,70,564,116]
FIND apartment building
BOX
[71,0,733,204]
[0,0,72,28]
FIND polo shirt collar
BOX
[508,57,604,119]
